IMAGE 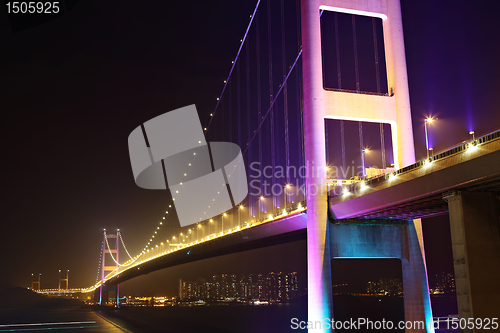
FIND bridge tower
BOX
[58,269,69,291]
[301,0,432,332]
[31,273,40,291]
[99,229,120,306]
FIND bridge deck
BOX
[105,212,307,285]
[330,130,500,219]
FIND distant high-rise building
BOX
[179,272,299,302]
[433,272,456,293]
[365,278,403,296]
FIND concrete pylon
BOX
[330,221,435,332]
[301,0,419,331]
[301,0,332,329]
[99,229,120,306]
[302,0,416,170]
[31,273,40,291]
[443,191,500,333]
[58,269,69,291]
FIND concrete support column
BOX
[444,191,500,332]
[330,221,434,332]
[402,220,435,333]
[383,0,415,168]
[301,0,333,330]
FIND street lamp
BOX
[259,196,264,221]
[239,205,243,229]
[425,118,434,159]
[469,131,475,140]
[284,184,291,212]
[209,219,213,238]
[361,149,369,178]
[222,213,227,234]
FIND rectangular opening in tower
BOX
[325,119,394,180]
[331,258,404,329]
[320,11,388,95]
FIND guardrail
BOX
[330,128,500,197]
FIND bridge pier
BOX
[444,191,500,332]
[330,220,434,333]
[301,0,422,330]
[301,0,333,329]
[401,220,434,333]
[99,229,120,307]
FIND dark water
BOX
[0,303,306,333]
[331,295,404,333]
[0,287,458,333]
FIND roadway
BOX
[329,130,500,220]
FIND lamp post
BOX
[284,184,291,212]
[209,219,213,238]
[425,118,433,159]
[222,213,227,234]
[361,149,369,178]
[259,196,264,221]
[469,131,475,140]
[239,205,243,229]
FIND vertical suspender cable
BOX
[256,11,263,212]
[335,12,342,89]
[320,13,329,169]
[353,15,364,178]
[359,122,364,177]
[335,12,346,173]
[237,57,241,148]
[352,15,360,92]
[236,58,241,228]
[372,18,381,94]
[246,37,253,217]
[221,95,225,142]
[229,75,232,142]
[380,124,386,171]
[296,0,305,194]
[296,65,303,192]
[341,121,346,172]
[373,18,387,171]
[281,0,290,204]
[267,0,276,211]
[320,10,329,170]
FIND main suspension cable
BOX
[105,234,137,267]
[119,233,135,261]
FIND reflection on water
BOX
[0,292,458,333]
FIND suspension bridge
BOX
[34,0,500,332]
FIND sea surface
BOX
[0,288,458,333]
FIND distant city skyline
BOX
[179,272,299,302]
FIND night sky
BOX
[1,0,499,297]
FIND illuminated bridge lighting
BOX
[41,129,498,296]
